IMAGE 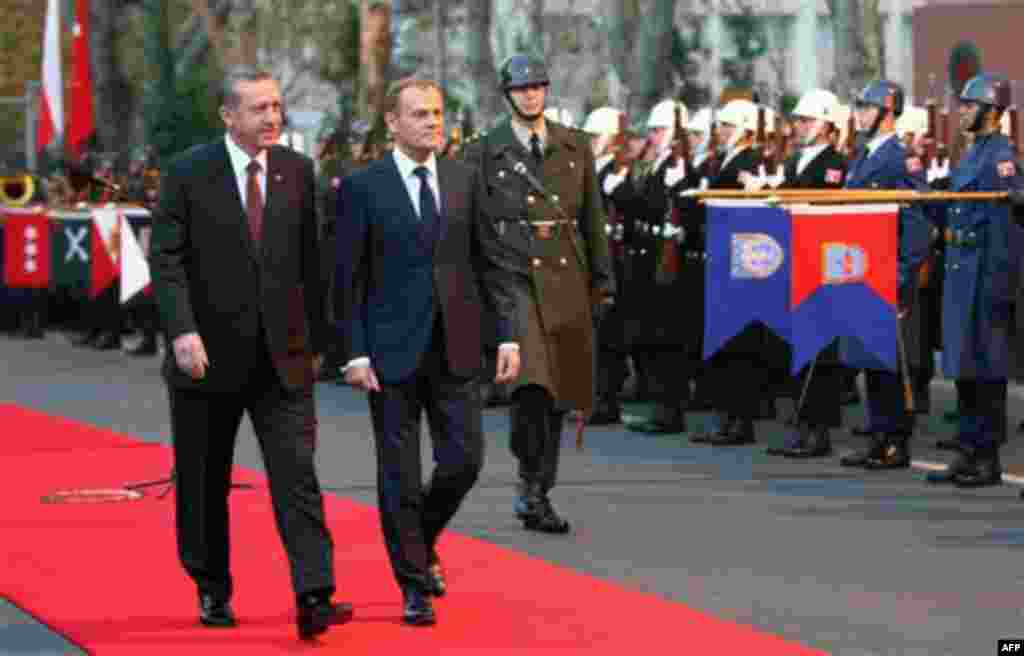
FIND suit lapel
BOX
[383,153,432,249]
[213,141,259,262]
[436,159,452,247]
[262,148,285,260]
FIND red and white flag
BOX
[67,0,95,158]
[3,213,52,289]
[119,214,151,303]
[90,207,119,298]
[36,0,64,153]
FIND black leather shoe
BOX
[92,332,121,350]
[297,595,354,640]
[523,497,570,534]
[513,479,543,519]
[588,405,622,426]
[691,413,730,443]
[709,419,755,446]
[128,336,158,356]
[427,558,446,598]
[72,329,101,347]
[779,427,833,459]
[402,588,436,626]
[934,437,960,451]
[926,451,976,484]
[627,418,686,434]
[953,449,1002,488]
[863,437,911,470]
[840,435,884,467]
[199,593,237,628]
[851,425,875,437]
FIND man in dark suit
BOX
[149,68,351,641]
[336,77,522,626]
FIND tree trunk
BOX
[92,0,137,154]
[829,0,882,97]
[465,0,501,127]
[433,0,448,92]
[359,0,392,119]
[607,0,677,118]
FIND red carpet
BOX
[0,403,826,655]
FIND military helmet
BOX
[791,89,841,126]
[718,99,759,133]
[855,80,905,117]
[499,54,550,91]
[687,107,714,134]
[960,72,1011,110]
[647,99,688,130]
[582,107,623,136]
[895,105,928,138]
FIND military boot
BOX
[709,417,755,446]
[513,478,544,520]
[627,401,685,434]
[926,450,977,484]
[840,433,885,467]
[691,412,730,443]
[524,493,570,534]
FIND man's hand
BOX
[664,160,687,188]
[173,332,209,380]
[495,346,520,384]
[344,364,381,393]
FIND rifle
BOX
[656,103,689,283]
[612,111,631,173]
[755,105,767,159]
[771,108,787,173]
[843,107,857,158]
[924,99,939,169]
[1010,104,1021,157]
[706,108,721,177]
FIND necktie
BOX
[246,160,263,244]
[530,132,544,164]
[413,166,438,244]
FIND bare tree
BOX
[828,0,883,97]
[464,0,502,126]
[433,0,448,92]
[607,0,678,118]
[359,0,392,118]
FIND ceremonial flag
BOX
[3,213,52,289]
[703,202,791,359]
[119,214,150,303]
[51,217,92,294]
[67,0,96,158]
[36,0,64,152]
[790,204,899,372]
[89,207,119,297]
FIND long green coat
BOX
[463,119,614,413]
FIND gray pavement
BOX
[3,331,1024,655]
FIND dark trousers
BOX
[865,368,915,435]
[637,347,691,413]
[955,379,1007,450]
[596,348,628,408]
[708,355,763,419]
[169,348,334,601]
[510,385,565,493]
[794,364,843,428]
[368,325,483,594]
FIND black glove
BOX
[1008,187,1024,209]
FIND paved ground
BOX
[3,331,1024,655]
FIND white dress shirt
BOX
[796,143,829,176]
[511,118,547,153]
[224,134,267,210]
[343,147,518,374]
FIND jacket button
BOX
[952,264,960,270]
[552,194,560,203]
[532,258,541,267]
[527,195,536,205]
[559,257,568,265]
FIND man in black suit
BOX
[149,68,351,641]
[336,77,522,626]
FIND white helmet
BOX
[544,107,576,128]
[761,107,779,135]
[687,107,714,134]
[718,99,759,143]
[582,106,623,137]
[647,99,688,130]
[896,105,928,138]
[792,89,842,126]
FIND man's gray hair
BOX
[220,67,275,109]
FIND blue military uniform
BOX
[940,132,1023,452]
[840,134,932,465]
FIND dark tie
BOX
[413,166,438,244]
[246,160,263,244]
[530,132,544,164]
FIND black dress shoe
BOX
[863,437,911,470]
[402,588,436,626]
[934,436,960,451]
[92,332,121,350]
[851,425,875,437]
[427,559,446,598]
[840,435,884,467]
[199,593,237,628]
[72,329,101,347]
[708,419,755,446]
[691,413,730,443]
[588,405,622,426]
[779,427,833,459]
[128,336,158,356]
[953,449,1002,488]
[297,595,355,640]
[627,418,686,434]
[523,497,570,534]
[926,451,976,484]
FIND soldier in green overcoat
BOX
[463,54,614,533]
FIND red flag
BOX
[89,208,119,297]
[3,213,52,289]
[67,0,95,158]
[36,0,63,152]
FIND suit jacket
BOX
[336,153,520,384]
[149,139,327,393]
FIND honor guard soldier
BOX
[463,54,615,533]
[839,80,932,470]
[584,106,631,424]
[689,99,768,445]
[925,73,1023,488]
[764,89,848,459]
[604,100,692,433]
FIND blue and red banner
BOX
[703,202,899,371]
[704,203,791,359]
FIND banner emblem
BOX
[731,233,784,279]
[822,242,868,284]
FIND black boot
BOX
[627,401,685,434]
[953,446,1002,488]
[73,328,101,347]
[926,450,977,484]
[840,433,885,467]
[691,412,729,443]
[709,417,755,445]
[525,490,570,534]
[128,331,158,356]
[588,400,622,426]
[513,478,544,520]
